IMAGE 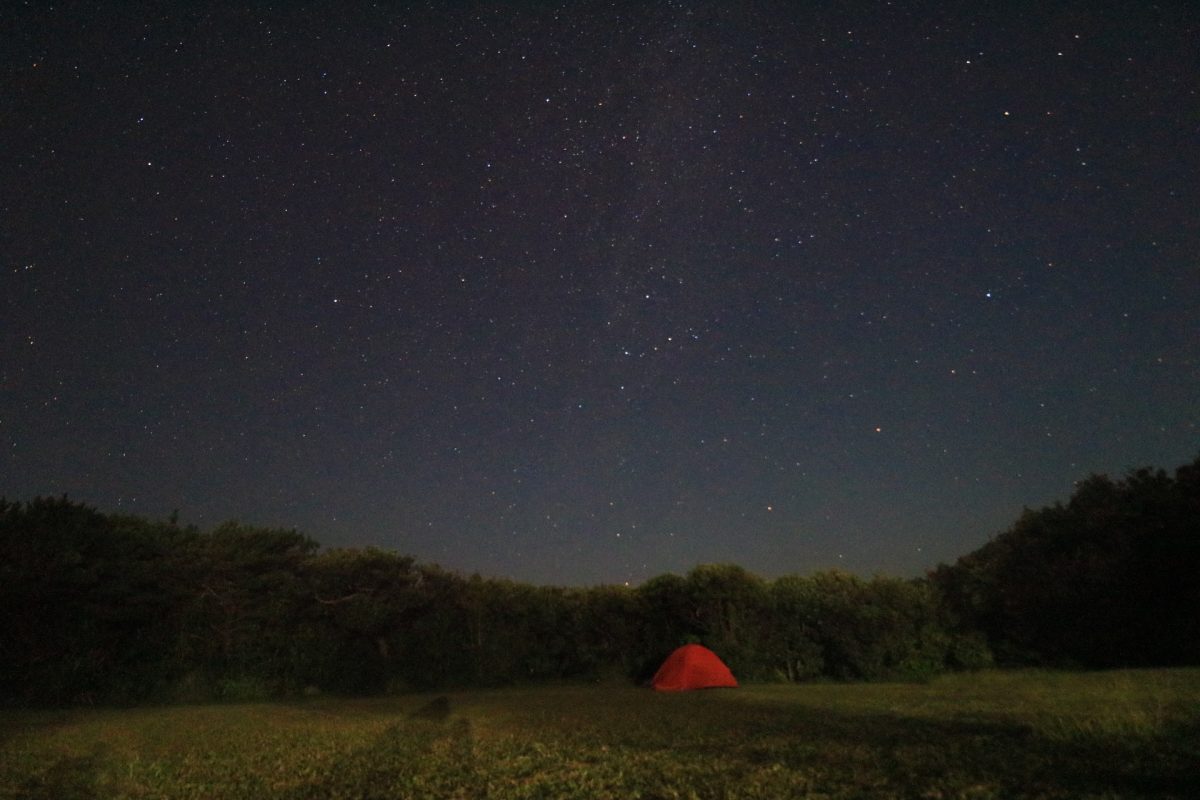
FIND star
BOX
[2,1,1195,586]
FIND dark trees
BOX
[303,548,423,693]
[0,498,193,704]
[932,458,1200,668]
[2,455,1194,706]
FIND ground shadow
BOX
[707,698,1200,798]
[3,750,101,800]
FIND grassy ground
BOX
[2,669,1198,799]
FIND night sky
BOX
[4,2,1198,586]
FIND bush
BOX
[218,676,272,702]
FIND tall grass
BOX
[2,669,1197,798]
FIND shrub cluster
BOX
[0,503,981,705]
[932,458,1200,667]
[2,456,1195,705]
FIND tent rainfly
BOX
[651,644,738,692]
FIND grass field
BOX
[2,669,1198,799]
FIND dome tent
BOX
[651,644,738,692]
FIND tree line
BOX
[2,456,1196,706]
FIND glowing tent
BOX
[651,644,738,692]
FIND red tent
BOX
[651,644,738,692]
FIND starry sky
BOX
[3,1,1198,586]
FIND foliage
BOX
[1,455,1196,705]
[1,669,1197,799]
[932,457,1200,668]
[0,498,197,705]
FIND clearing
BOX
[2,669,1198,798]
